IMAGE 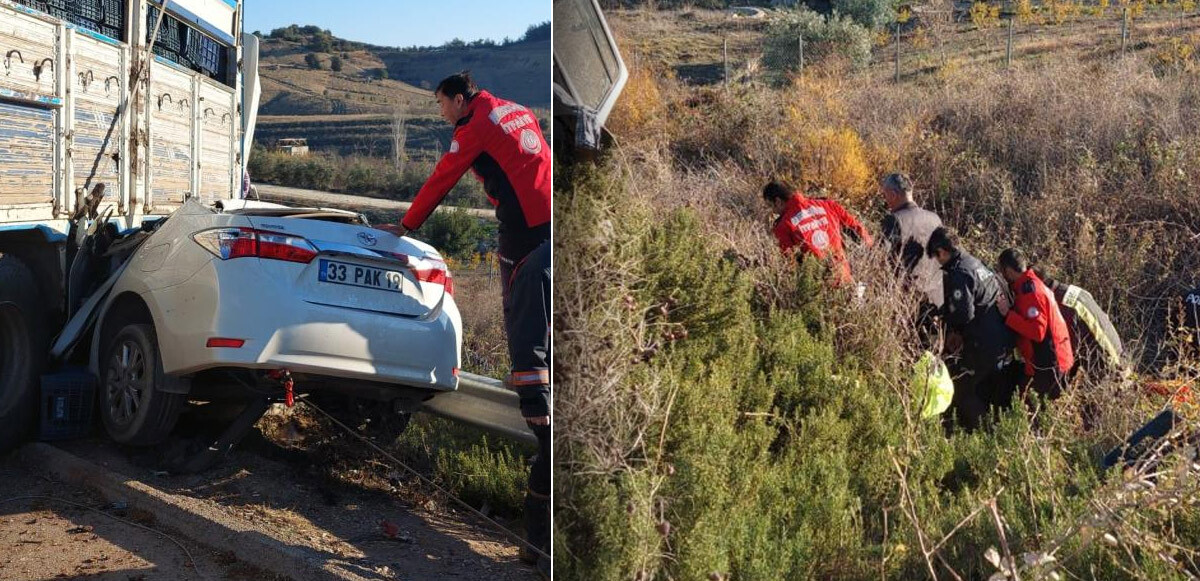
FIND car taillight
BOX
[410,257,454,296]
[192,228,318,264]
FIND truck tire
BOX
[100,323,185,445]
[0,253,47,452]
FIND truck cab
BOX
[0,0,259,450]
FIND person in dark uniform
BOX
[927,227,1015,430]
[377,72,551,576]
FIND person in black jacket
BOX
[926,227,1016,430]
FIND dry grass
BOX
[453,262,509,377]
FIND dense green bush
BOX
[420,209,496,260]
[832,0,894,27]
[762,8,874,76]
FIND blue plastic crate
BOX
[39,368,96,441]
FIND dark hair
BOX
[435,71,478,100]
[762,181,792,202]
[998,248,1029,273]
[880,173,913,196]
[926,226,956,258]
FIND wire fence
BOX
[631,2,1200,86]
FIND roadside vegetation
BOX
[556,5,1200,579]
[248,146,492,209]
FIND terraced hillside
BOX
[256,31,550,118]
[254,114,449,159]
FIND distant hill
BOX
[255,24,550,118]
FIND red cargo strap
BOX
[268,369,295,408]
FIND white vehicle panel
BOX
[90,201,462,393]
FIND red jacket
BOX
[1005,269,1074,376]
[772,193,872,283]
[402,91,551,239]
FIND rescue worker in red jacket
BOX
[763,181,872,284]
[377,72,550,575]
[997,248,1074,399]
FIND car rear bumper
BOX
[147,258,462,391]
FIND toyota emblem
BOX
[358,232,378,246]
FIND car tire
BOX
[0,253,48,452]
[100,323,185,445]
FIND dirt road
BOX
[0,419,536,581]
[0,455,275,580]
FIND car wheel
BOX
[100,323,185,445]
[0,254,47,451]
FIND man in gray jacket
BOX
[880,173,944,306]
[880,173,944,350]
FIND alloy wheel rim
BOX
[106,339,146,427]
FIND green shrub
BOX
[833,0,895,28]
[556,155,1200,580]
[420,209,493,259]
[762,9,874,77]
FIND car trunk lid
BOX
[240,212,449,318]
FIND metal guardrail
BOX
[420,372,537,446]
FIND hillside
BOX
[256,30,550,118]
[556,6,1200,581]
[605,5,1200,84]
[252,27,549,163]
[375,40,550,111]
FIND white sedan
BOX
[71,199,461,445]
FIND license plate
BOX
[318,259,405,293]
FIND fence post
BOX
[723,37,729,87]
[1121,7,1128,55]
[798,34,804,76]
[1006,17,1014,68]
[894,22,901,83]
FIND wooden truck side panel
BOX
[0,0,240,227]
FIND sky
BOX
[243,0,551,48]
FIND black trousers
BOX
[528,423,551,496]
[1028,367,1068,400]
[500,237,551,498]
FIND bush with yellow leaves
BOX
[970,1,1002,28]
[606,58,669,145]
[775,77,878,206]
